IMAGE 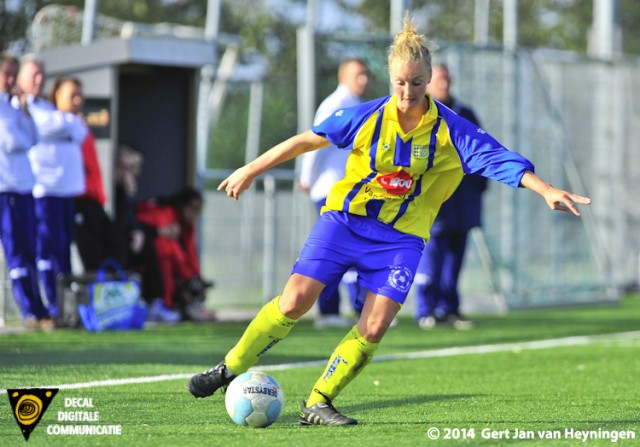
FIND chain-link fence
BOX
[4,22,635,325]
[200,42,628,315]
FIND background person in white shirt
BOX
[16,55,87,320]
[299,58,369,328]
[0,52,52,329]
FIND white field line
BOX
[2,330,639,394]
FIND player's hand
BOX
[10,85,23,98]
[129,229,145,253]
[542,186,591,216]
[11,87,30,115]
[218,166,254,201]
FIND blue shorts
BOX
[291,211,425,305]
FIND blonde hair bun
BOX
[387,14,437,76]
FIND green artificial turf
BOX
[1,295,639,446]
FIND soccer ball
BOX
[224,371,284,428]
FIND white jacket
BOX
[299,84,362,202]
[25,96,87,198]
[0,94,38,193]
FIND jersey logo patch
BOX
[377,171,414,195]
[412,145,428,159]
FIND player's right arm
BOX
[219,130,329,201]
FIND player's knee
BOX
[278,274,323,318]
[278,292,315,319]
[359,319,388,343]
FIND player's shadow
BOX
[280,394,476,425]
[347,394,477,418]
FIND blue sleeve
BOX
[312,96,390,150]
[437,103,534,188]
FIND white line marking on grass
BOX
[374,330,640,361]
[0,374,194,395]
[2,330,639,394]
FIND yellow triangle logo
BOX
[7,388,59,441]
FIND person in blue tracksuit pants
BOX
[299,58,370,328]
[16,56,87,320]
[414,64,487,330]
[0,53,53,329]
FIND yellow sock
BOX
[306,325,378,407]
[225,296,297,375]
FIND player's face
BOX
[0,60,18,93]
[55,81,84,114]
[390,59,430,114]
[18,62,45,97]
[427,66,451,102]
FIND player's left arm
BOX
[219,130,329,201]
[520,170,592,216]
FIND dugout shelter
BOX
[38,35,216,205]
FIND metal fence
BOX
[200,43,630,315]
[432,45,622,306]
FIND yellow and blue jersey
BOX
[312,94,534,241]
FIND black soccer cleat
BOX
[299,399,358,426]
[187,361,236,398]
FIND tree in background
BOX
[0,0,48,53]
[342,0,640,54]
[6,0,640,171]
[619,0,640,54]
[6,1,640,75]
[40,0,208,26]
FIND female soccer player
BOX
[188,17,591,425]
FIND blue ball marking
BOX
[231,396,253,426]
[265,398,283,423]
